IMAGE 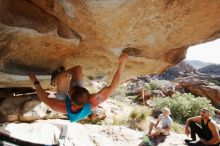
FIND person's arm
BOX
[90,53,128,108]
[154,114,162,128]
[185,116,201,136]
[28,73,66,113]
[205,121,220,145]
[155,119,161,128]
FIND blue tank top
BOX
[65,95,92,122]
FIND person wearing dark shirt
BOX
[184,108,220,146]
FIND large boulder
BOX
[0,95,66,122]
[0,96,30,122]
[0,94,107,123]
[19,98,66,122]
[0,0,219,87]
[178,78,220,108]
[0,88,106,123]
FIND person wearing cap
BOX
[146,107,173,138]
[184,107,220,146]
[28,53,128,122]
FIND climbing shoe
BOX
[51,66,65,86]
[184,139,195,144]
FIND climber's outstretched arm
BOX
[90,53,128,108]
[28,73,66,113]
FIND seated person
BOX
[147,107,173,138]
[184,107,220,146]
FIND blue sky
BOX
[186,39,220,64]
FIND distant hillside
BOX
[177,61,195,73]
[157,61,195,80]
[198,64,220,75]
[185,60,212,69]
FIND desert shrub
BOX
[144,80,161,90]
[110,85,139,104]
[129,107,151,122]
[172,122,184,134]
[128,106,151,130]
[209,79,220,86]
[110,85,127,100]
[152,93,215,123]
[112,117,127,126]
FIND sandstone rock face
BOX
[179,78,220,108]
[0,94,107,123]
[0,96,30,122]
[19,98,66,122]
[0,0,220,87]
[0,95,66,122]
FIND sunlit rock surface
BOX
[0,94,106,123]
[0,120,143,146]
[0,95,66,122]
[0,0,220,87]
[0,119,187,146]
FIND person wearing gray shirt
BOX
[147,108,173,138]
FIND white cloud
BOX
[186,39,220,64]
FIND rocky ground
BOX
[0,119,187,146]
[0,98,189,146]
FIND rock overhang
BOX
[0,0,220,87]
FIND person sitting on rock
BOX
[184,107,220,146]
[28,53,128,122]
[146,107,173,138]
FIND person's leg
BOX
[147,121,156,136]
[50,71,72,100]
[56,72,72,94]
[66,65,83,87]
[160,128,170,136]
[189,121,203,140]
[56,65,83,93]
[149,127,163,137]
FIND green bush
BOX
[110,85,127,100]
[144,80,161,90]
[152,93,215,124]
[129,107,151,122]
[128,106,151,130]
[112,117,127,126]
[172,122,184,133]
[209,79,220,86]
